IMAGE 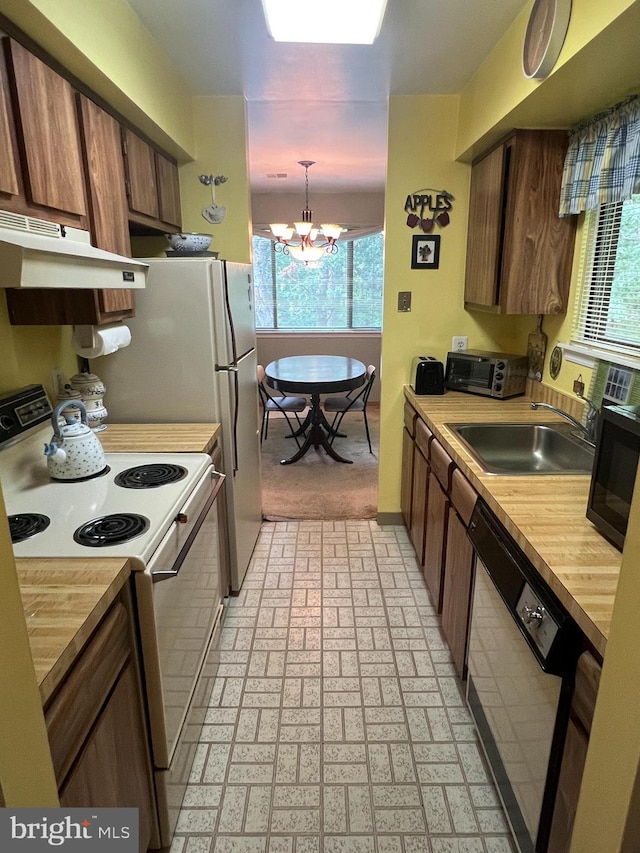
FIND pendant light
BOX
[269,161,342,263]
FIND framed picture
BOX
[411,234,440,269]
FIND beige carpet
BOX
[260,404,379,520]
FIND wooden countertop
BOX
[97,422,221,455]
[15,423,221,704]
[405,387,621,658]
[17,559,131,704]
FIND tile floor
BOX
[170,520,515,853]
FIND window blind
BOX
[572,195,640,356]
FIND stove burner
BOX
[73,513,150,547]
[9,513,51,543]
[115,463,188,489]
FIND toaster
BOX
[412,356,445,395]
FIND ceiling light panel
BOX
[261,0,388,44]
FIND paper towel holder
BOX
[73,325,97,350]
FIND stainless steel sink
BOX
[446,422,595,475]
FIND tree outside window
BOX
[253,232,384,331]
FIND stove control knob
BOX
[175,512,188,524]
[0,414,15,432]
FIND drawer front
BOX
[415,419,433,458]
[404,401,417,437]
[450,469,477,526]
[430,439,453,490]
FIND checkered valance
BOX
[559,95,640,216]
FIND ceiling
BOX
[126,0,529,194]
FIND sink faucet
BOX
[530,399,599,444]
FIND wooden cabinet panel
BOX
[403,401,417,436]
[77,95,131,257]
[424,472,449,612]
[441,508,474,677]
[410,446,429,564]
[6,286,135,326]
[76,95,135,321]
[464,129,576,315]
[415,418,433,458]
[464,145,504,308]
[548,652,602,853]
[401,426,414,530]
[47,595,157,853]
[0,41,19,197]
[45,603,130,786]
[156,151,181,228]
[6,39,86,217]
[123,127,159,219]
[450,468,477,527]
[59,663,155,853]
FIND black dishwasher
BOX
[466,499,581,853]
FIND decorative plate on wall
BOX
[522,0,572,79]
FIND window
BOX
[253,232,383,331]
[573,194,640,357]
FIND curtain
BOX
[559,95,640,216]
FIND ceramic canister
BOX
[69,372,108,430]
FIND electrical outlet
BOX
[452,336,468,352]
[397,291,412,312]
[51,367,66,396]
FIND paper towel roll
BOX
[72,323,131,358]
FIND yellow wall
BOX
[179,97,252,265]
[377,95,536,514]
[0,492,58,805]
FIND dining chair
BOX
[323,365,376,453]
[257,364,307,447]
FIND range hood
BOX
[0,209,148,289]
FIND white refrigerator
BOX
[93,258,262,592]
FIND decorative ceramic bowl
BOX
[165,232,213,252]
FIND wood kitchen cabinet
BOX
[441,469,477,678]
[45,589,158,852]
[423,438,454,613]
[401,402,417,529]
[2,38,87,226]
[410,419,433,565]
[123,127,182,232]
[548,651,602,853]
[464,129,577,315]
[7,95,139,327]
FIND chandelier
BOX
[269,161,342,262]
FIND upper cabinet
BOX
[123,128,182,232]
[77,95,131,258]
[464,129,577,315]
[3,39,87,224]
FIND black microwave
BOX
[587,404,640,550]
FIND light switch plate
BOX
[398,291,412,312]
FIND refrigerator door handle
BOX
[215,364,238,373]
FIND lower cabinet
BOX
[400,403,416,529]
[409,419,433,565]
[45,588,158,852]
[548,651,602,852]
[423,438,453,612]
[441,469,477,678]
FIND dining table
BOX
[264,355,367,464]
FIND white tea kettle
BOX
[44,400,107,481]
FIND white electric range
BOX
[0,385,225,846]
